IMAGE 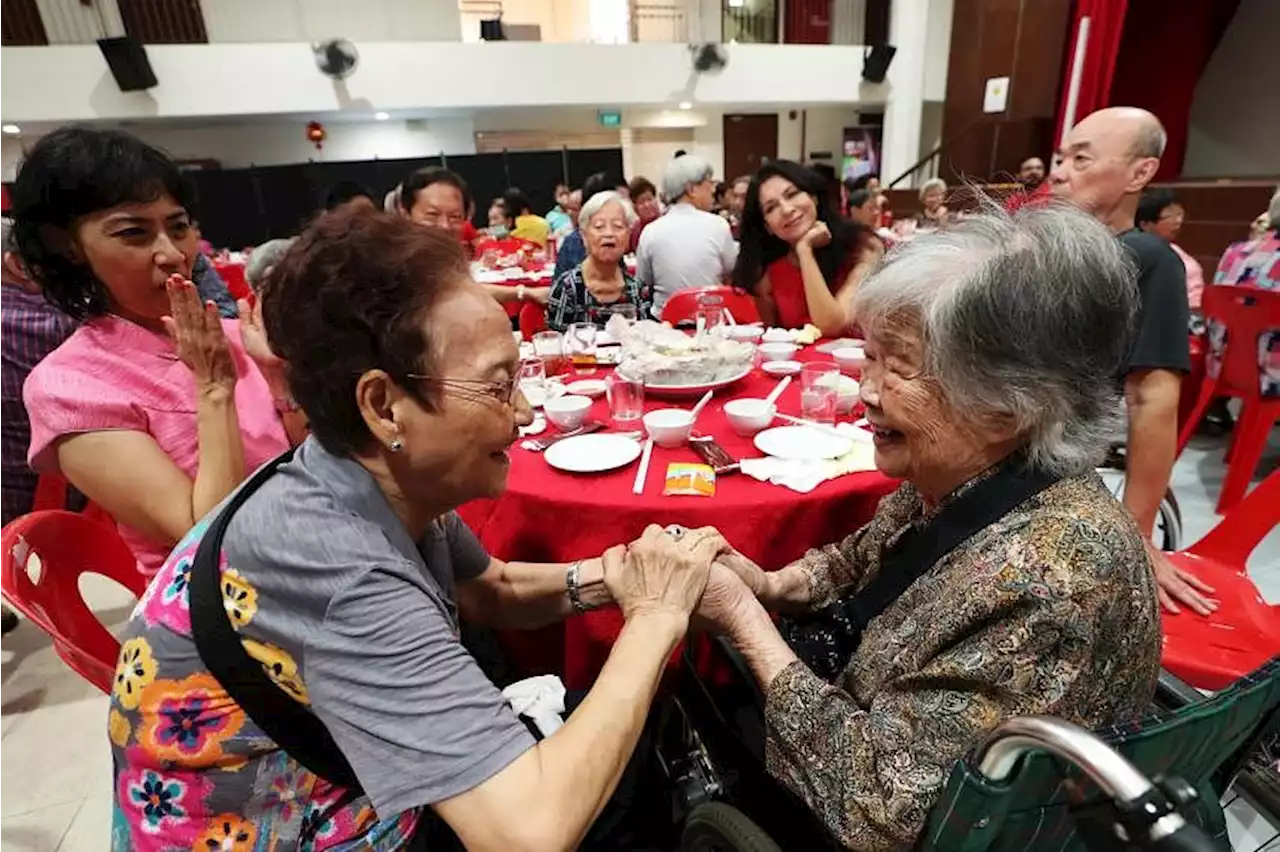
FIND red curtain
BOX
[1108,0,1239,179]
[1053,0,1129,149]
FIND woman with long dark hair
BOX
[732,160,881,335]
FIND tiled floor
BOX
[2,432,1277,851]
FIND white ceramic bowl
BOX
[762,328,794,344]
[643,409,695,448]
[543,395,593,431]
[758,342,799,363]
[727,325,764,343]
[831,346,867,373]
[817,373,860,413]
[761,360,803,378]
[723,398,777,437]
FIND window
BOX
[117,0,208,44]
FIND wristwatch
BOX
[566,560,596,614]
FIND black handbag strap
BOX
[189,449,363,791]
[823,453,1061,634]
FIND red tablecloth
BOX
[214,262,252,302]
[458,347,897,688]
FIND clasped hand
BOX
[603,525,763,633]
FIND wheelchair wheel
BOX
[680,803,784,852]
[1094,466,1183,552]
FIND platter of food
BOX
[615,321,755,397]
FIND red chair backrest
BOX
[1187,468,1280,568]
[31,473,113,527]
[661,287,761,326]
[214,262,252,302]
[519,302,548,341]
[1200,286,1280,399]
[1,511,147,693]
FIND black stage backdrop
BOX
[181,147,625,249]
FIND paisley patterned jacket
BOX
[764,471,1162,851]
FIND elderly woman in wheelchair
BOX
[681,204,1167,851]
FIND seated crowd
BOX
[0,108,1272,849]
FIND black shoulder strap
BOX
[188,449,363,791]
[831,455,1061,632]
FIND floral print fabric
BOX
[765,472,1162,851]
[108,522,419,850]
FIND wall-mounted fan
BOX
[314,38,359,80]
[691,43,729,74]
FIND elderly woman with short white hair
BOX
[546,191,651,331]
[916,176,951,227]
[690,202,1162,850]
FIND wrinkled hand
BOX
[237,296,283,372]
[714,547,769,598]
[798,221,832,251]
[605,525,719,622]
[162,275,236,391]
[695,562,757,634]
[1147,540,1217,616]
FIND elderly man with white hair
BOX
[635,154,738,317]
[1052,106,1200,617]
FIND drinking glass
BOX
[517,358,546,401]
[695,301,728,338]
[566,322,598,375]
[800,363,839,424]
[606,373,645,425]
[605,303,638,325]
[532,330,568,378]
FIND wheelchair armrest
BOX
[1154,669,1204,710]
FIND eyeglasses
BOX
[406,374,521,407]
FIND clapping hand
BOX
[162,275,236,393]
[236,296,283,374]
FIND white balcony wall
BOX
[34,0,126,42]
[202,0,462,42]
[1,42,870,123]
[922,0,953,102]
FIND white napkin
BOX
[741,425,877,493]
[502,675,566,737]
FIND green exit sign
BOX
[598,110,622,128]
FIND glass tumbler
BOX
[566,322,598,376]
[800,363,839,424]
[532,330,568,378]
[606,373,645,425]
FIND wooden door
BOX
[722,114,778,181]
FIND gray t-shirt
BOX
[107,435,534,849]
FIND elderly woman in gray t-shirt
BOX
[106,207,717,851]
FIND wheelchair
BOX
[657,641,1279,852]
[1095,445,1184,552]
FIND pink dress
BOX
[23,315,289,575]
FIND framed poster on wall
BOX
[841,126,882,183]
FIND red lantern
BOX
[305,121,326,151]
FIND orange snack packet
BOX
[663,463,716,497]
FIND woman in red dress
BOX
[733,161,882,336]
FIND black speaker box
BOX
[862,44,897,84]
[479,19,507,41]
[97,36,158,92]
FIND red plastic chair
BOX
[519,301,548,341]
[661,287,761,326]
[213,262,252,302]
[1177,286,1280,512]
[31,473,114,527]
[0,511,147,693]
[1160,469,1280,691]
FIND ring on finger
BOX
[664,524,686,540]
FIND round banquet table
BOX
[457,345,898,689]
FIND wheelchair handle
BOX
[976,716,1153,801]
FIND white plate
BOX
[565,379,607,398]
[754,426,855,461]
[545,433,643,473]
[618,364,753,398]
[761,360,803,377]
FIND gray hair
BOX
[852,201,1138,476]
[918,177,947,200]
[663,155,713,202]
[245,238,296,289]
[1268,186,1280,228]
[579,191,637,229]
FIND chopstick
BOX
[775,412,851,441]
[689,389,715,424]
[765,376,791,406]
[633,438,654,495]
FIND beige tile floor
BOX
[1,435,1278,851]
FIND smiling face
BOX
[859,322,1014,505]
[583,199,630,265]
[1145,202,1184,242]
[408,182,468,241]
[922,187,945,213]
[392,285,533,506]
[758,175,818,245]
[71,193,198,325]
[1018,157,1046,187]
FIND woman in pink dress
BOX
[12,127,305,575]
[732,160,882,336]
